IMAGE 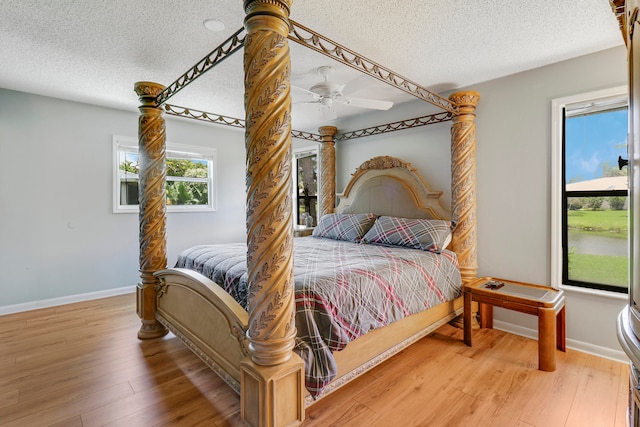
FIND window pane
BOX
[565,109,627,186]
[118,150,139,174]
[297,155,317,226]
[166,181,209,206]
[121,181,139,205]
[167,158,208,179]
[566,196,628,289]
[118,150,139,206]
[564,105,629,291]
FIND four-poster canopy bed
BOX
[133,1,479,425]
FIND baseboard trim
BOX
[493,319,629,364]
[0,286,136,316]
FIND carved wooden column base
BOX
[449,301,480,330]
[136,282,168,339]
[240,355,305,427]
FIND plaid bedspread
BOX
[175,236,462,397]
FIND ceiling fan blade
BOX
[292,84,320,99]
[341,74,373,97]
[293,100,321,105]
[341,97,393,110]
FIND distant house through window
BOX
[551,87,628,293]
[113,136,217,213]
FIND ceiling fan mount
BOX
[308,66,343,100]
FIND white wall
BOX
[0,89,247,309]
[336,46,629,360]
[471,45,628,360]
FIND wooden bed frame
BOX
[133,2,479,426]
[153,155,463,402]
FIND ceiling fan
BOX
[293,65,394,121]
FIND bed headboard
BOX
[335,156,450,220]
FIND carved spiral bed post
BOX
[241,1,304,426]
[449,91,480,284]
[134,81,169,340]
[318,125,337,217]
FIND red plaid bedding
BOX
[175,236,462,397]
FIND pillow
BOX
[312,212,377,242]
[361,216,454,253]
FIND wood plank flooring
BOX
[0,293,629,426]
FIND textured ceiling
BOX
[0,0,624,132]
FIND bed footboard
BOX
[153,268,249,393]
[308,296,463,404]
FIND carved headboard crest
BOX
[352,156,416,176]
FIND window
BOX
[551,87,628,293]
[292,146,318,227]
[113,136,217,213]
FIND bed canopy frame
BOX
[133,1,479,425]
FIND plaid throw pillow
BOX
[362,216,454,253]
[312,213,377,242]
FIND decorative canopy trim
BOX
[609,0,627,44]
[164,104,245,128]
[291,130,323,142]
[337,112,453,141]
[164,103,322,141]
[154,27,246,107]
[288,20,458,115]
[165,103,449,141]
[146,20,458,127]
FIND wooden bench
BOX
[463,277,566,371]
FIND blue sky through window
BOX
[565,109,628,183]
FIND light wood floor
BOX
[0,293,629,427]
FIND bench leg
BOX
[538,307,556,371]
[556,305,566,352]
[464,291,472,346]
[479,303,493,329]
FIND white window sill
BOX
[559,283,628,301]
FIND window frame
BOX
[112,135,217,214]
[551,86,628,293]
